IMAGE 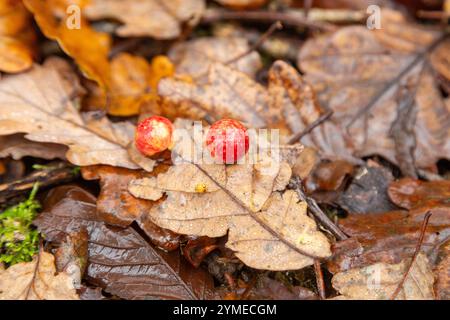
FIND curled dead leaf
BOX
[0,60,140,169]
[0,1,35,73]
[0,251,79,300]
[84,0,205,39]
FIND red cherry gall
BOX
[135,116,174,156]
[206,119,249,164]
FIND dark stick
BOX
[390,211,432,300]
[289,176,348,241]
[346,33,449,130]
[201,8,337,32]
[0,162,77,205]
[287,110,333,144]
[314,259,326,300]
[225,21,283,65]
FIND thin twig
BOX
[201,8,337,32]
[24,241,43,300]
[287,110,333,144]
[314,259,326,300]
[225,21,283,65]
[346,33,449,130]
[289,176,348,241]
[0,162,77,205]
[194,21,283,83]
[390,211,433,300]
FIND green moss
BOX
[0,183,40,265]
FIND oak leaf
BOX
[0,134,67,160]
[0,0,35,73]
[298,11,450,169]
[34,186,216,300]
[84,0,205,39]
[332,253,435,300]
[0,250,79,300]
[0,60,139,169]
[168,37,262,78]
[24,0,175,116]
[158,60,355,162]
[129,126,330,270]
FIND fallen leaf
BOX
[34,185,216,300]
[246,276,318,300]
[0,134,67,160]
[0,0,35,73]
[168,37,262,78]
[330,208,450,273]
[182,236,218,268]
[24,0,175,116]
[388,178,450,210]
[81,165,180,251]
[133,161,331,270]
[24,0,111,91]
[332,253,435,300]
[0,250,79,300]
[130,121,329,270]
[305,160,354,194]
[159,59,355,161]
[298,11,450,169]
[84,0,205,39]
[0,60,139,169]
[434,240,450,300]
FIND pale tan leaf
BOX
[0,251,79,300]
[159,63,269,128]
[168,37,262,78]
[332,253,435,300]
[135,145,330,270]
[0,60,139,169]
[0,134,67,160]
[85,0,205,39]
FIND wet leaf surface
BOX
[34,185,217,300]
[81,165,180,251]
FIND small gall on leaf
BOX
[206,119,249,164]
[135,116,174,157]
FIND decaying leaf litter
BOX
[0,0,449,300]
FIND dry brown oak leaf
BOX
[0,251,79,300]
[298,10,450,169]
[129,143,331,270]
[158,60,355,162]
[0,59,140,169]
[332,253,435,300]
[84,0,205,39]
[0,134,67,160]
[34,185,216,300]
[168,36,262,79]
